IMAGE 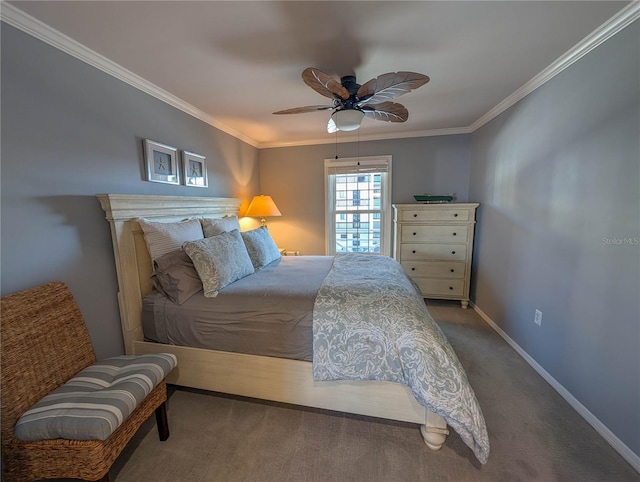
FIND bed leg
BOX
[420,411,449,451]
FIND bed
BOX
[97,193,489,464]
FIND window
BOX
[325,156,392,255]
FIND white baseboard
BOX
[471,302,640,473]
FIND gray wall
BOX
[469,22,639,456]
[1,25,260,359]
[259,135,471,254]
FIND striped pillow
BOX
[138,218,204,261]
[14,353,177,441]
[201,215,241,238]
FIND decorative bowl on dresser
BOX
[393,203,479,309]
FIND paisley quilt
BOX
[312,253,490,464]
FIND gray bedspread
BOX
[143,256,333,361]
[313,253,490,464]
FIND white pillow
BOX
[201,215,241,238]
[138,218,204,261]
[183,230,254,297]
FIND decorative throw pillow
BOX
[151,249,203,305]
[201,215,241,238]
[241,226,281,271]
[138,218,204,261]
[183,230,254,297]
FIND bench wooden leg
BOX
[155,401,170,441]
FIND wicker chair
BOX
[1,281,171,482]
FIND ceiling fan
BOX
[273,67,430,133]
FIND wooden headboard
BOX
[97,194,242,353]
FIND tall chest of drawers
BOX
[393,203,479,309]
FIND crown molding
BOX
[259,126,472,149]
[469,1,640,132]
[2,1,638,149]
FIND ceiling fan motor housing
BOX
[340,75,361,98]
[340,75,369,111]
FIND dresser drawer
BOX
[402,261,466,279]
[400,243,467,261]
[401,225,469,243]
[400,208,471,223]
[413,278,465,297]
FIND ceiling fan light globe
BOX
[331,109,364,132]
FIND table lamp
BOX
[245,195,282,226]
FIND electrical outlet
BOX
[534,309,543,326]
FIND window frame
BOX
[324,156,392,256]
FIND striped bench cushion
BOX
[14,353,177,441]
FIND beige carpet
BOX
[58,301,640,481]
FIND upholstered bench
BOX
[15,354,176,442]
[1,281,177,482]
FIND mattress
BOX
[142,255,333,361]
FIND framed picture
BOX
[143,139,179,185]
[182,151,208,188]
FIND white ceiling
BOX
[3,1,634,148]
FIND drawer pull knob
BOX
[454,213,458,217]
[411,267,415,271]
[413,232,417,236]
[452,232,457,236]
[451,251,456,255]
[413,214,418,217]
[450,269,455,273]
[449,286,454,290]
[412,250,416,254]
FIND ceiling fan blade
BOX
[362,102,409,123]
[273,105,334,115]
[302,68,350,100]
[357,72,429,105]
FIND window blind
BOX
[325,159,390,174]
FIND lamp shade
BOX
[245,195,282,225]
[331,109,364,131]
